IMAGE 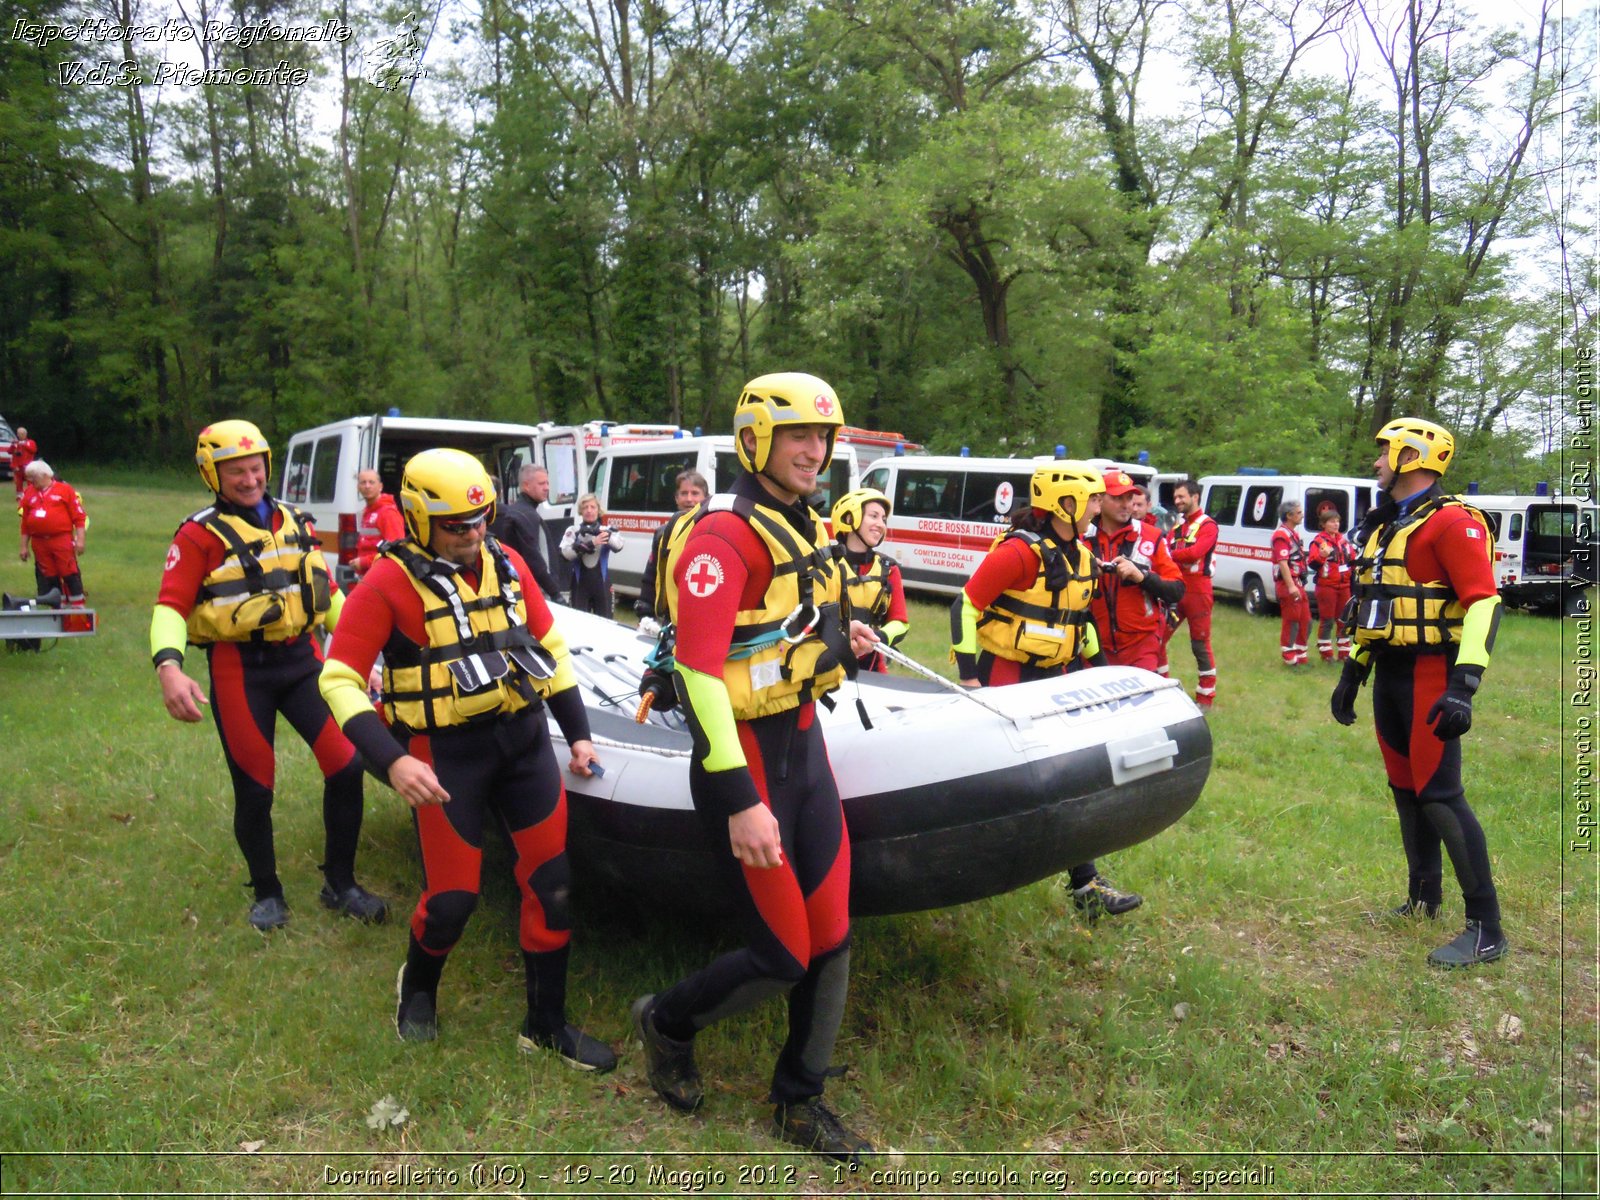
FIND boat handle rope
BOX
[873,641,1188,724]
[870,641,1034,729]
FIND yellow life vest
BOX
[183,502,331,645]
[976,529,1097,668]
[842,549,893,625]
[1351,494,1492,650]
[664,491,850,720]
[380,538,560,733]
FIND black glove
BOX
[1330,656,1369,726]
[1426,666,1482,741]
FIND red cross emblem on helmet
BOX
[814,394,835,416]
[466,485,486,506]
[238,436,255,449]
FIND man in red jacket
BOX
[1089,471,1184,671]
[353,469,406,580]
[1166,479,1218,707]
[18,460,87,607]
[1272,501,1312,665]
[10,427,38,498]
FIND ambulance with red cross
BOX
[858,454,1158,597]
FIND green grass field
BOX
[1,474,1595,1196]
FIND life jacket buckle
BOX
[781,603,820,643]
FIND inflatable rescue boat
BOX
[550,605,1210,916]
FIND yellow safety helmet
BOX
[1030,461,1104,523]
[732,372,845,473]
[399,448,496,545]
[195,420,271,493]
[831,487,892,536]
[1375,417,1455,476]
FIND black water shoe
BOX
[248,895,289,931]
[631,994,702,1111]
[1427,920,1508,968]
[519,1021,618,1072]
[772,1099,872,1166]
[320,882,388,923]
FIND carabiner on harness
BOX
[781,603,820,644]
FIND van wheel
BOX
[1242,575,1273,617]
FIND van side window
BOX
[1241,485,1283,529]
[310,435,342,504]
[610,453,696,510]
[542,438,579,504]
[894,470,963,519]
[862,467,888,495]
[1206,485,1242,525]
[963,473,1033,524]
[714,452,740,492]
[1305,489,1350,530]
[1508,513,1523,541]
[282,441,313,503]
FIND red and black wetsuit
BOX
[157,500,365,904]
[650,472,852,1105]
[1167,508,1218,705]
[325,541,594,1037]
[955,523,1104,891]
[1362,489,1502,925]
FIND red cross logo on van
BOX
[685,553,724,598]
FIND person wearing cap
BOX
[1088,469,1185,673]
[635,470,710,621]
[150,421,385,931]
[1331,417,1506,968]
[832,487,908,671]
[18,459,87,609]
[1166,479,1219,708]
[1307,504,1355,661]
[1272,500,1312,665]
[318,448,616,1067]
[631,372,879,1165]
[952,462,1142,918]
[9,427,37,498]
[351,469,406,581]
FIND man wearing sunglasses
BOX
[319,448,615,1069]
[151,420,385,931]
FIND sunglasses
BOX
[436,512,489,535]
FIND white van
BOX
[1464,491,1598,613]
[856,454,1159,597]
[1199,473,1380,615]
[279,414,593,587]
[581,434,862,597]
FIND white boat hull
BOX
[550,605,1211,916]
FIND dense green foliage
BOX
[0,1,1590,487]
